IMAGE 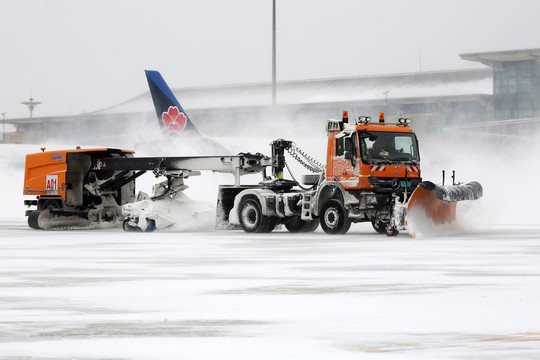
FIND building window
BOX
[494,60,539,119]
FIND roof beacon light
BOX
[379,112,385,123]
[40,145,46,152]
[342,110,349,123]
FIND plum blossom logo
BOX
[161,106,187,133]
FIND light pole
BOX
[21,97,42,132]
[383,90,391,115]
[21,97,42,119]
[272,0,276,107]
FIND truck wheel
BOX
[263,217,278,233]
[239,196,275,233]
[320,199,351,235]
[28,210,42,229]
[285,216,319,233]
[385,224,399,237]
[371,219,387,234]
[123,219,139,232]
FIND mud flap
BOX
[407,181,483,225]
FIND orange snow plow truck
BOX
[22,112,482,235]
[319,112,482,235]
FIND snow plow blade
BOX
[407,181,483,224]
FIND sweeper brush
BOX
[407,181,483,225]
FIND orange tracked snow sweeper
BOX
[23,111,482,235]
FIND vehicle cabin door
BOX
[328,131,359,189]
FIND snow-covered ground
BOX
[1,218,540,359]
[1,132,540,359]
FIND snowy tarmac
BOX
[1,217,540,359]
[2,138,540,359]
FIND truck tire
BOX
[28,210,42,229]
[123,219,139,232]
[320,199,351,235]
[239,196,275,233]
[371,219,386,234]
[264,217,278,233]
[285,216,319,233]
[385,224,399,237]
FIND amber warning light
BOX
[379,112,385,123]
[342,110,349,123]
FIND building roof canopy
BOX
[460,48,540,65]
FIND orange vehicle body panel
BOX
[24,151,69,198]
[23,148,134,199]
[407,185,457,224]
[325,123,420,190]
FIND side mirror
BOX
[344,138,353,153]
[344,138,355,166]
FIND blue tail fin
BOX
[145,70,201,136]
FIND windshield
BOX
[358,131,419,164]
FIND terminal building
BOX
[4,48,540,144]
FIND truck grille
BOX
[369,177,421,193]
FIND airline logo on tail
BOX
[162,106,187,133]
[145,69,201,137]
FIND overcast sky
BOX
[1,0,539,119]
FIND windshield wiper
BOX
[388,157,420,165]
[372,158,392,164]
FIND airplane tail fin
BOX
[145,70,201,136]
